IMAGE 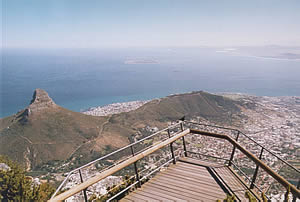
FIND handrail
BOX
[185,121,300,174]
[189,129,300,198]
[185,121,240,132]
[49,129,190,202]
[50,122,182,199]
[73,122,181,172]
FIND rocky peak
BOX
[27,89,56,114]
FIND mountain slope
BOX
[0,89,108,170]
[0,90,241,170]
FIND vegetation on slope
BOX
[0,155,55,201]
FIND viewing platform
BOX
[121,158,254,201]
[50,121,300,202]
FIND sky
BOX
[2,0,300,48]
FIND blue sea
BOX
[1,47,300,118]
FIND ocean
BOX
[1,47,300,118]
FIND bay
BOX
[1,47,300,118]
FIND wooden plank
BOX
[119,197,134,202]
[142,183,199,201]
[212,166,260,201]
[128,192,160,202]
[214,167,247,191]
[172,164,209,174]
[156,170,221,188]
[178,157,223,167]
[122,193,148,202]
[132,191,174,202]
[148,179,225,200]
[227,166,262,200]
[168,163,210,173]
[159,173,218,190]
[139,186,190,201]
[151,175,226,199]
[164,166,214,179]
[165,167,217,182]
[157,170,221,188]
[143,181,220,201]
[176,161,209,170]
[155,172,217,189]
[233,190,250,201]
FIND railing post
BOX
[292,179,300,202]
[180,122,184,131]
[180,122,188,157]
[130,145,141,188]
[182,136,188,157]
[250,147,264,189]
[228,131,239,166]
[79,169,88,202]
[167,128,176,164]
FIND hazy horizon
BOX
[2,0,300,49]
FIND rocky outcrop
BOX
[15,89,57,123]
[27,89,57,115]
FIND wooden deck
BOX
[120,158,255,201]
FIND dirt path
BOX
[142,99,161,112]
[98,115,112,136]
[20,135,33,144]
[66,115,112,159]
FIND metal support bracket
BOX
[167,128,176,164]
[130,145,141,187]
[79,169,88,202]
[250,147,264,189]
[228,131,239,166]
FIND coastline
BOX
[82,100,149,116]
[81,92,300,117]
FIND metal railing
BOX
[49,121,300,201]
[183,121,300,201]
[184,121,299,173]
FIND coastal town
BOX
[82,100,149,116]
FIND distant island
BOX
[261,52,300,60]
[124,59,159,64]
[216,46,300,60]
[235,46,300,60]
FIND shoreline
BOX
[82,100,150,116]
[81,92,300,117]
[1,92,299,119]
